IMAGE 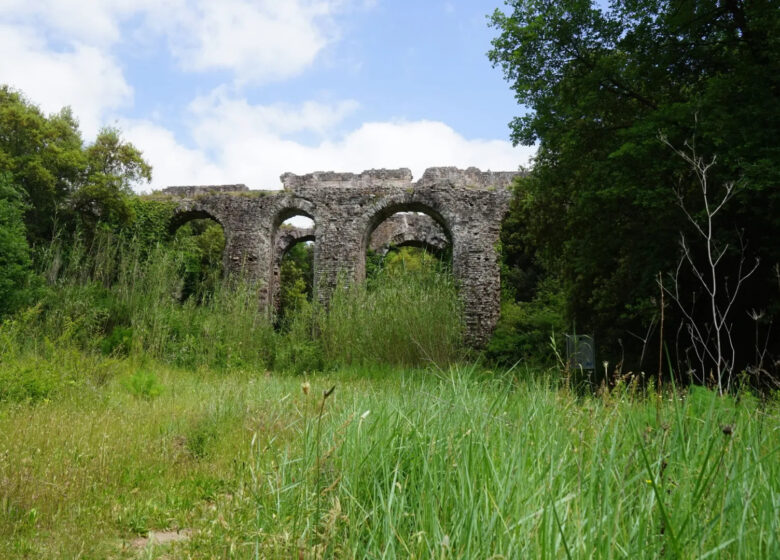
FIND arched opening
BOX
[272,212,316,325]
[169,211,226,303]
[364,208,452,283]
[325,202,462,366]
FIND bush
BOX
[123,370,163,400]
[273,302,324,374]
[101,326,133,356]
[486,279,566,367]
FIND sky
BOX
[0,0,536,192]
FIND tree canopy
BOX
[0,86,151,245]
[489,0,779,375]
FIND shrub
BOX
[100,326,133,356]
[123,370,163,400]
[486,278,566,367]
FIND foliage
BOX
[498,175,543,302]
[321,264,463,368]
[172,219,225,302]
[120,197,177,256]
[0,86,84,244]
[0,173,37,318]
[489,0,780,375]
[15,224,464,375]
[381,245,441,276]
[278,242,314,323]
[27,232,273,372]
[486,277,566,366]
[0,86,151,245]
[123,370,164,400]
[0,307,126,402]
[273,301,324,374]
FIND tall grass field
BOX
[1,361,778,558]
[1,236,778,558]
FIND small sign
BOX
[566,335,595,370]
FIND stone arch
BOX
[163,167,517,347]
[276,227,315,255]
[359,195,456,282]
[269,197,317,231]
[169,208,224,236]
[368,213,449,257]
[268,198,319,311]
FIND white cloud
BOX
[0,0,350,86]
[0,23,132,136]
[0,1,532,193]
[167,0,340,84]
[125,95,533,191]
[0,0,354,138]
[119,120,225,191]
[189,88,360,143]
[0,0,125,45]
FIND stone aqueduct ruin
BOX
[164,167,517,346]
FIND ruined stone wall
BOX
[166,167,517,346]
[163,184,249,197]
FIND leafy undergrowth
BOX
[0,355,778,558]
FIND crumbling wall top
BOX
[163,184,250,197]
[280,169,414,191]
[416,167,519,190]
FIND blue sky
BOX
[0,0,535,190]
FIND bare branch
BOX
[659,133,760,393]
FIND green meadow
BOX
[2,351,779,558]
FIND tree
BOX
[0,86,85,244]
[0,173,37,317]
[489,0,779,375]
[662,136,759,393]
[0,86,152,245]
[72,127,152,233]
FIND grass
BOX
[25,233,464,375]
[2,233,778,557]
[1,356,778,558]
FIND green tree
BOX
[0,86,85,244]
[72,127,152,233]
[489,0,779,373]
[0,86,152,245]
[0,173,37,317]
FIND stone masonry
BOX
[163,167,517,347]
[269,214,449,311]
[368,212,449,256]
